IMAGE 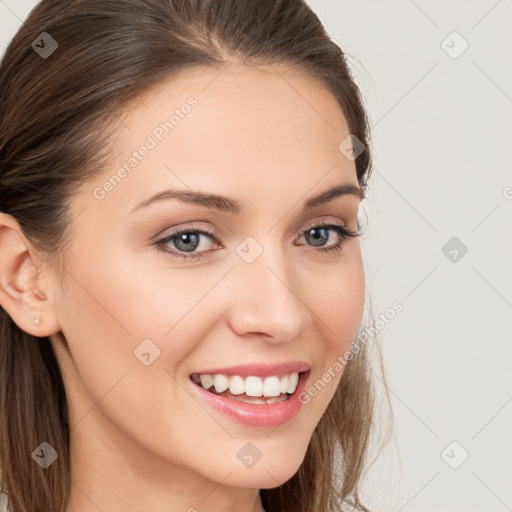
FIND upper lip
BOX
[190,361,311,378]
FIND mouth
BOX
[189,370,311,405]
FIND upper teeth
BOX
[192,372,300,397]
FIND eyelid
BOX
[153,216,353,242]
[153,216,358,260]
[301,217,356,233]
[152,223,220,243]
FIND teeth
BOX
[213,374,229,393]
[245,376,263,396]
[229,375,245,395]
[199,374,214,390]
[286,372,299,394]
[193,372,301,397]
[280,375,289,394]
[262,376,281,397]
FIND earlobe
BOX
[0,213,60,337]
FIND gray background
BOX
[1,1,511,511]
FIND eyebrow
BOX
[129,182,364,216]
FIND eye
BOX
[296,221,359,256]
[153,222,360,261]
[154,226,220,261]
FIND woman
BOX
[0,1,392,511]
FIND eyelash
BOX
[153,221,360,261]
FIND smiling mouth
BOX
[190,370,310,405]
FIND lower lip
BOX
[189,371,311,427]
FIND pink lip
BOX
[190,360,311,378]
[189,370,311,427]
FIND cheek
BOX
[54,241,173,392]
[310,249,365,348]
[335,264,365,344]
[59,244,227,390]
[303,247,364,405]
[55,250,202,455]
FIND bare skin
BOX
[0,63,365,512]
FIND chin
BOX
[224,453,305,490]
[226,471,296,490]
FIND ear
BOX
[0,212,60,337]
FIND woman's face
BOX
[48,64,365,509]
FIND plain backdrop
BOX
[1,1,511,511]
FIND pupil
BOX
[308,227,328,247]
[176,233,199,252]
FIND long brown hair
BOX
[0,1,393,511]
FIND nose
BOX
[225,244,314,342]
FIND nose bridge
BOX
[226,238,313,339]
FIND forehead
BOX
[85,63,358,215]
